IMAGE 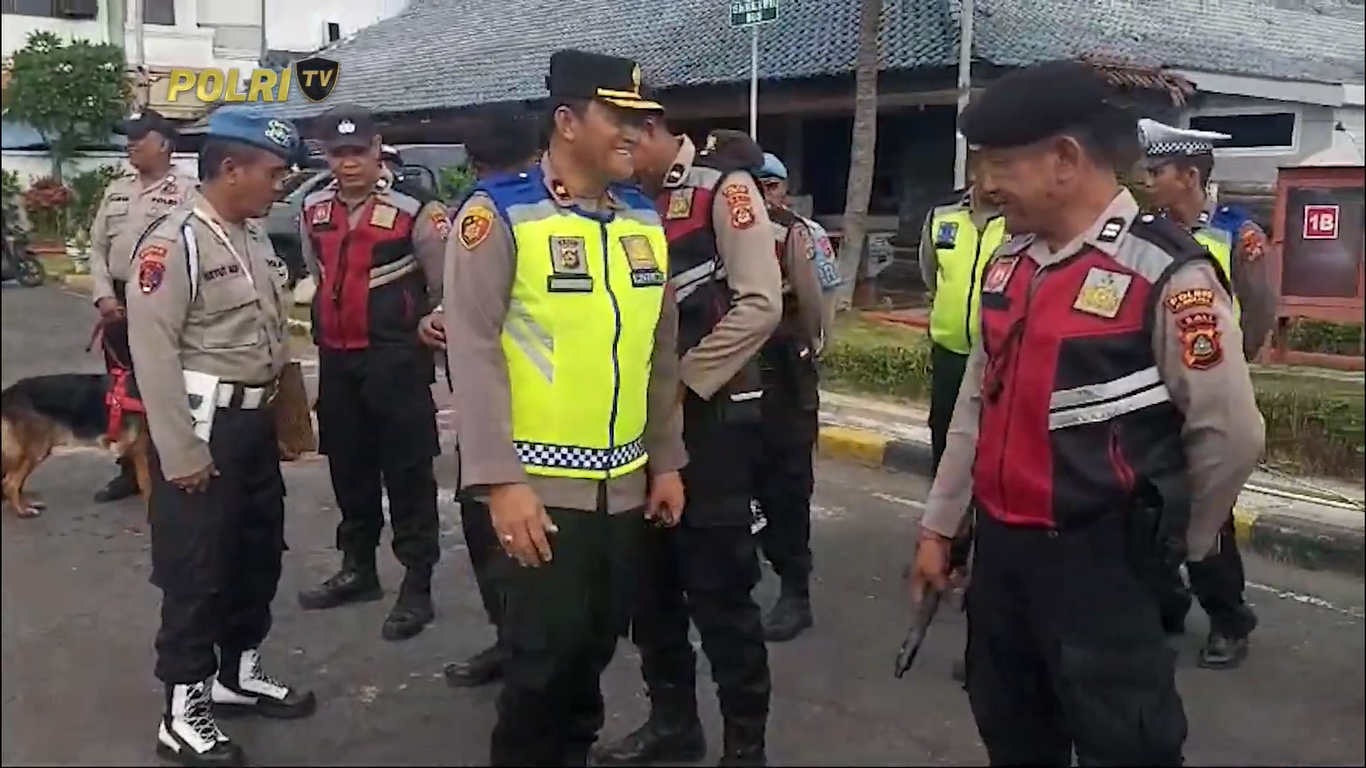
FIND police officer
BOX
[910,61,1266,766]
[436,102,542,690]
[295,104,450,642]
[126,110,314,768]
[444,50,686,767]
[750,150,831,643]
[918,162,1005,472]
[89,108,196,503]
[1139,118,1273,669]
[756,152,843,346]
[593,114,783,764]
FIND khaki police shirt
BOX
[779,217,827,351]
[299,175,449,308]
[922,189,1265,561]
[90,170,197,304]
[664,135,783,399]
[1193,206,1277,360]
[443,157,687,514]
[125,199,292,481]
[917,189,1002,293]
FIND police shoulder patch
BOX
[1164,288,1215,314]
[428,207,452,240]
[137,244,169,295]
[721,182,756,230]
[459,207,495,250]
[1178,312,1223,371]
[1238,222,1267,263]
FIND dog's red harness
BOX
[88,320,145,441]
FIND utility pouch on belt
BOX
[1124,480,1190,587]
[718,358,764,424]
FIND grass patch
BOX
[822,314,1364,481]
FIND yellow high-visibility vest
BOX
[481,171,668,480]
[1193,227,1241,322]
[927,205,1007,355]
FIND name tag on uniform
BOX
[934,221,958,249]
[1073,268,1132,319]
[370,204,398,229]
[981,256,1019,294]
[666,189,694,220]
[547,235,593,293]
[202,263,243,283]
[621,235,665,288]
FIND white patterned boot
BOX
[156,679,244,766]
[212,649,317,720]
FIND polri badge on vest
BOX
[621,235,666,287]
[935,221,958,248]
[370,204,398,229]
[981,256,1019,294]
[1073,268,1132,319]
[548,236,593,293]
[666,189,694,220]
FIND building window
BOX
[145,0,175,25]
[325,22,341,43]
[1188,112,1297,151]
[2,0,55,17]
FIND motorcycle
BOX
[1,227,47,288]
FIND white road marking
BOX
[872,492,925,510]
[1246,581,1365,620]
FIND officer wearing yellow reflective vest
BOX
[443,49,687,767]
[1139,118,1276,670]
[919,178,1006,472]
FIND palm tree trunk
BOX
[833,0,882,312]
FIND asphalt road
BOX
[3,284,1364,767]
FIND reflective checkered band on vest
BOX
[514,439,647,472]
[1146,140,1212,157]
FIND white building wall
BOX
[2,14,110,57]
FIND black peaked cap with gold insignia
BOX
[547,49,663,111]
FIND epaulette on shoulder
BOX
[1129,213,1208,260]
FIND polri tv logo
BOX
[164,56,341,104]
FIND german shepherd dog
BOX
[0,374,150,518]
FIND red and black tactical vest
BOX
[972,215,1215,531]
[303,182,431,350]
[655,160,741,354]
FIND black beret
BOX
[699,129,765,172]
[961,60,1129,150]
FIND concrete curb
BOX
[817,420,1364,579]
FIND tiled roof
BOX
[974,0,1364,87]
[270,0,955,118]
[270,0,1364,120]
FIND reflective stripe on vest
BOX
[1193,228,1241,322]
[480,171,668,480]
[928,209,1007,355]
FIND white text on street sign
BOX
[730,0,779,28]
[1302,204,1340,241]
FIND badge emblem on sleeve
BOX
[369,204,398,229]
[981,256,1019,294]
[666,188,694,220]
[1073,268,1132,318]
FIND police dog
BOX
[0,373,150,518]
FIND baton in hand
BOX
[894,587,943,679]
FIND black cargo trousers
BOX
[1159,516,1256,638]
[631,395,771,734]
[965,512,1188,766]
[315,344,441,570]
[491,499,648,766]
[149,403,285,685]
[754,340,820,593]
[460,498,504,632]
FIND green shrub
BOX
[1286,319,1365,356]
[66,164,123,244]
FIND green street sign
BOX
[730,0,779,28]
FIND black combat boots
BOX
[444,642,506,688]
[762,580,813,642]
[297,552,383,611]
[94,458,139,503]
[381,566,435,641]
[591,683,707,765]
[718,717,767,766]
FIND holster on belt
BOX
[1124,477,1191,588]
